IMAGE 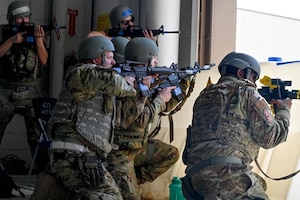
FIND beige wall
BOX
[3,0,298,199]
[254,62,300,200]
[140,0,238,199]
[210,0,237,65]
[141,0,300,196]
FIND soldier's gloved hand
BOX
[83,151,105,188]
[270,98,292,110]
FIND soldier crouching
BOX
[31,36,137,200]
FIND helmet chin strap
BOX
[220,65,227,75]
[245,68,252,80]
[147,58,154,67]
[101,53,106,66]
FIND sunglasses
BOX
[120,16,135,25]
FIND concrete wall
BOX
[254,62,300,200]
[6,0,300,199]
[236,7,300,199]
[0,0,237,199]
[140,0,238,198]
[236,8,300,62]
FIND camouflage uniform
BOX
[0,24,47,169]
[182,75,290,200]
[31,63,136,200]
[107,79,190,200]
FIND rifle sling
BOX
[255,158,300,180]
[148,116,161,140]
[168,115,174,143]
[149,77,196,143]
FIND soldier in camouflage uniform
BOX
[0,1,49,172]
[111,36,129,64]
[107,37,189,200]
[31,36,137,200]
[181,52,292,200]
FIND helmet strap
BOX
[245,68,252,80]
[101,53,106,66]
[146,58,151,67]
[220,65,227,75]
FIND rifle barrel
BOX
[53,26,68,29]
[163,31,181,34]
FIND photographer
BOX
[0,1,48,173]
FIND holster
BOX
[79,151,105,188]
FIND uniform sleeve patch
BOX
[255,99,268,110]
[263,108,274,122]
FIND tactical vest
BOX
[113,96,149,148]
[188,77,260,161]
[0,25,40,82]
[49,64,114,153]
[75,94,114,153]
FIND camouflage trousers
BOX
[107,139,179,200]
[31,150,123,200]
[0,85,39,148]
[0,86,49,172]
[182,163,269,200]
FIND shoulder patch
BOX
[263,107,274,122]
[255,98,268,110]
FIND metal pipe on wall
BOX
[141,0,181,67]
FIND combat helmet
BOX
[124,37,158,64]
[78,36,115,61]
[111,36,129,63]
[7,1,31,21]
[109,5,133,28]
[218,52,261,79]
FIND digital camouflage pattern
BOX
[134,139,179,184]
[0,24,46,172]
[182,75,291,199]
[107,139,179,200]
[108,80,189,200]
[182,164,269,200]
[31,63,136,200]
[49,151,122,200]
[75,94,114,154]
[48,64,136,153]
[0,85,42,153]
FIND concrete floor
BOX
[0,115,36,200]
[4,175,36,200]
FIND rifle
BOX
[151,63,215,101]
[2,21,68,43]
[106,25,180,38]
[258,76,300,102]
[258,75,300,112]
[113,62,202,97]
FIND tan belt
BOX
[50,141,89,153]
